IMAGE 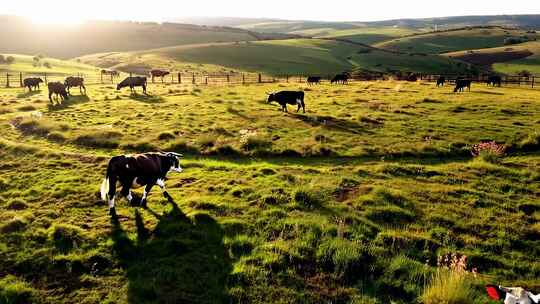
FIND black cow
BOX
[100,152,183,217]
[48,82,69,104]
[64,76,86,95]
[307,76,322,85]
[331,74,349,84]
[267,91,305,113]
[487,75,502,87]
[23,77,43,92]
[117,76,147,94]
[436,76,446,87]
[454,79,472,93]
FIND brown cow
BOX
[23,77,43,92]
[101,69,119,77]
[48,82,68,104]
[64,76,86,95]
[150,70,170,83]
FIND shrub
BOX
[241,135,272,152]
[47,131,67,143]
[293,188,323,210]
[72,131,121,148]
[316,239,365,277]
[365,206,415,225]
[0,275,36,304]
[43,62,52,69]
[48,223,86,252]
[157,131,176,141]
[471,141,506,163]
[421,253,476,304]
[518,131,540,151]
[197,134,217,149]
[6,56,15,64]
[15,117,57,137]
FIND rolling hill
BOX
[444,40,540,75]
[0,54,99,75]
[78,38,469,76]
[0,16,272,59]
[375,26,538,54]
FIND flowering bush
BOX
[421,253,477,304]
[471,141,506,163]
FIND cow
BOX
[487,75,502,87]
[307,76,322,85]
[454,78,472,93]
[117,76,147,94]
[101,69,119,77]
[331,73,349,84]
[48,82,68,104]
[485,285,540,304]
[23,77,43,92]
[100,152,183,217]
[436,76,446,87]
[150,70,170,83]
[267,91,305,113]
[64,76,86,95]
[406,73,418,82]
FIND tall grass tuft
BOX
[471,141,506,163]
[420,253,476,304]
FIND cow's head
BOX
[37,78,44,83]
[266,92,276,103]
[164,152,183,173]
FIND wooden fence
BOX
[0,71,537,89]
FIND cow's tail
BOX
[100,159,114,201]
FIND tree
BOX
[6,56,15,64]
[44,62,52,69]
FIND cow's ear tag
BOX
[126,164,130,168]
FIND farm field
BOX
[314,27,420,45]
[376,27,538,54]
[78,39,469,76]
[0,54,100,75]
[0,80,539,303]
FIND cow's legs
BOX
[140,183,154,208]
[296,99,302,113]
[108,176,118,215]
[282,104,287,112]
[142,84,147,94]
[120,183,133,205]
[156,178,171,200]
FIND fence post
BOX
[100,72,103,84]
[258,73,262,83]
[178,73,182,84]
[19,72,23,87]
[205,76,208,85]
[532,76,535,88]
[227,74,230,83]
[242,74,245,85]
[6,73,10,88]
[286,75,289,83]
[111,73,113,84]
[192,73,195,84]
[44,72,47,85]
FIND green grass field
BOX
[315,27,420,45]
[0,80,539,303]
[0,54,100,75]
[79,39,469,76]
[376,27,538,54]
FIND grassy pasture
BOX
[315,27,420,45]
[0,54,100,75]
[376,27,538,54]
[78,39,469,76]
[0,80,539,303]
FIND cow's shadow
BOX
[16,90,41,99]
[129,93,164,103]
[110,195,231,303]
[47,95,90,111]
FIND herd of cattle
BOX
[20,69,505,106]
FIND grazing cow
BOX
[48,82,68,104]
[101,69,119,77]
[307,76,322,85]
[454,79,472,93]
[117,76,147,94]
[486,285,540,304]
[406,73,418,82]
[267,91,305,113]
[23,77,43,92]
[436,76,446,87]
[487,75,502,87]
[150,70,170,83]
[331,73,349,84]
[64,76,86,95]
[100,152,183,217]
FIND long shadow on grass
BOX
[290,113,375,135]
[129,93,164,103]
[16,90,42,99]
[47,95,90,111]
[110,195,231,304]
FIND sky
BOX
[2,0,540,24]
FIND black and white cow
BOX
[486,285,540,304]
[100,152,183,217]
[267,91,305,113]
[436,76,446,87]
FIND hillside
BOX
[0,16,265,59]
[0,54,99,75]
[375,27,538,54]
[78,39,469,76]
[0,80,539,303]
[444,40,540,75]
[313,27,420,45]
[183,15,540,34]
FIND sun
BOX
[27,12,85,26]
